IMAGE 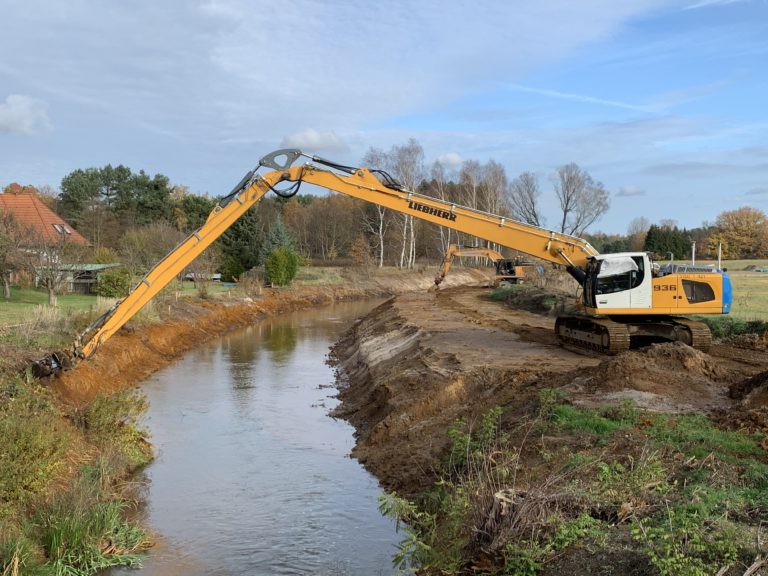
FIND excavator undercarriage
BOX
[555,315,712,355]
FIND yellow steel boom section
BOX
[77,169,282,359]
[45,149,597,372]
[280,163,598,268]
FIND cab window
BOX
[682,280,715,303]
[596,256,644,295]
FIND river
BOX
[110,299,399,576]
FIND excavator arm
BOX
[33,149,598,376]
[41,147,727,375]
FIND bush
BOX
[72,389,152,470]
[264,246,300,286]
[0,377,70,517]
[218,256,245,283]
[699,316,768,339]
[96,269,132,298]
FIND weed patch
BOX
[0,377,71,519]
[72,389,152,470]
[380,400,768,574]
[698,316,768,339]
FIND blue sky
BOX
[0,0,766,234]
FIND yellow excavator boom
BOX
[32,148,729,375]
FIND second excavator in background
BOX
[433,244,538,288]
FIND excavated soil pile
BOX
[331,286,768,495]
[569,342,731,414]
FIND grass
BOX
[0,376,152,575]
[0,288,98,326]
[728,272,768,320]
[0,375,73,520]
[294,267,346,285]
[381,397,768,575]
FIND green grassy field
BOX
[728,272,768,320]
[0,288,100,325]
[0,282,244,327]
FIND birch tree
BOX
[508,172,543,227]
[362,147,391,267]
[553,163,610,235]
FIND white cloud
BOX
[198,0,241,20]
[505,84,657,113]
[280,129,348,153]
[746,186,768,196]
[684,0,746,9]
[0,94,52,135]
[617,185,646,196]
[436,152,463,166]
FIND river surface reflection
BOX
[110,299,398,575]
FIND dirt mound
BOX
[572,343,728,413]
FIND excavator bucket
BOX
[30,351,73,379]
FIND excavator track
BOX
[668,317,712,352]
[555,316,631,355]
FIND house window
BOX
[52,224,71,235]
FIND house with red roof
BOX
[0,184,89,246]
[0,185,117,295]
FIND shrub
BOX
[264,246,300,286]
[0,377,70,517]
[96,269,132,298]
[218,256,245,283]
[72,389,152,470]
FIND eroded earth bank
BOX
[331,285,768,575]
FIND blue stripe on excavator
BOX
[722,272,732,314]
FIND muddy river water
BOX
[110,299,399,576]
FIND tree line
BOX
[2,138,767,301]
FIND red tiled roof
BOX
[0,190,89,246]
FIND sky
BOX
[0,0,766,234]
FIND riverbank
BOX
[0,266,488,574]
[330,284,768,574]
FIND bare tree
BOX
[119,221,187,276]
[188,242,222,298]
[376,140,425,269]
[553,163,610,235]
[362,147,391,267]
[508,171,543,227]
[24,232,88,306]
[478,160,508,251]
[428,160,458,256]
[658,218,678,230]
[627,216,650,251]
[479,160,507,214]
[394,140,425,268]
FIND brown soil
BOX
[330,285,768,495]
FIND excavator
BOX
[433,244,537,288]
[32,149,732,376]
